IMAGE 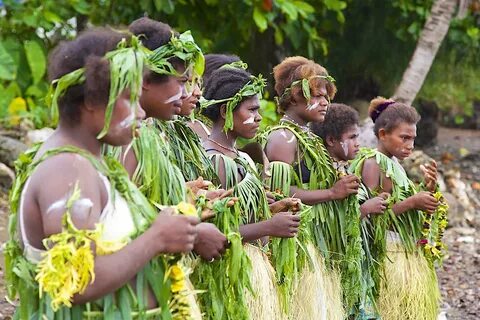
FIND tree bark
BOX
[393,0,458,105]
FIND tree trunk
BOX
[393,0,458,105]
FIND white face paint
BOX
[340,140,349,158]
[243,115,255,124]
[287,135,295,144]
[117,112,135,131]
[306,101,320,111]
[163,87,183,104]
[281,131,288,138]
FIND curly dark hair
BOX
[273,56,337,113]
[203,53,241,86]
[201,67,252,122]
[48,28,127,125]
[311,103,359,141]
[129,17,183,83]
[369,97,420,138]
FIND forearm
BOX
[239,221,271,243]
[290,186,335,205]
[392,198,414,216]
[73,228,159,304]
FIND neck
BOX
[57,122,103,158]
[284,109,307,126]
[210,122,237,150]
[377,144,393,158]
[326,146,342,162]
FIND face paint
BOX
[340,140,349,158]
[243,115,255,124]
[46,198,67,215]
[306,101,320,111]
[287,135,295,144]
[163,87,183,104]
[117,112,135,130]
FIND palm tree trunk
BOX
[393,0,458,105]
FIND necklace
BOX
[281,114,310,132]
[207,137,238,154]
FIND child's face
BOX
[329,125,360,161]
[379,122,416,160]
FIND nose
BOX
[180,83,188,100]
[194,83,202,98]
[255,111,262,123]
[405,140,414,151]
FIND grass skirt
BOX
[377,233,440,320]
[289,243,345,320]
[244,244,285,320]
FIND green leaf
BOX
[43,10,63,24]
[253,7,268,32]
[24,40,46,84]
[293,1,315,14]
[0,42,17,80]
[274,26,284,45]
[280,1,298,20]
[324,0,347,11]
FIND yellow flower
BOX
[169,264,185,281]
[7,97,27,125]
[176,202,197,217]
[171,279,186,293]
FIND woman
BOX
[5,28,199,318]
[262,56,358,318]
[202,66,301,319]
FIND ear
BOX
[378,128,387,141]
[326,135,336,147]
[220,104,227,120]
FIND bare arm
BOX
[121,145,138,179]
[32,155,198,304]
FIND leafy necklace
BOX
[207,137,238,155]
[280,115,310,132]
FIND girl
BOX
[5,28,199,318]
[312,103,390,318]
[349,97,444,320]
[202,66,301,319]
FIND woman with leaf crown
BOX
[260,56,361,319]
[201,64,305,319]
[4,28,200,319]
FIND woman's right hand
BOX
[411,191,439,213]
[267,212,300,238]
[151,208,200,254]
[330,174,359,200]
[360,192,389,217]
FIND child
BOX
[349,97,444,320]
[312,103,390,318]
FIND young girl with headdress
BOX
[4,28,200,319]
[349,97,447,320]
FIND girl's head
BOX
[129,17,188,120]
[273,56,336,123]
[48,28,145,146]
[311,103,360,161]
[369,97,420,160]
[177,53,242,117]
[202,67,262,139]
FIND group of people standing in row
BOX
[5,16,448,320]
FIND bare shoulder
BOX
[29,153,105,235]
[265,129,297,163]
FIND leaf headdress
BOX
[47,35,147,139]
[200,73,266,132]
